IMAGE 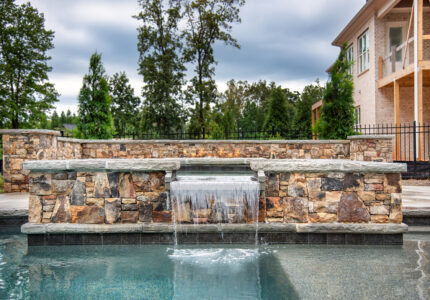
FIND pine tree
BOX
[60,111,66,126]
[51,111,60,129]
[263,88,291,138]
[109,72,140,135]
[77,52,113,139]
[293,81,324,139]
[316,44,355,139]
[0,0,58,128]
[66,109,72,123]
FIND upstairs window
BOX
[389,27,403,62]
[358,30,369,73]
[354,106,361,126]
[346,44,354,75]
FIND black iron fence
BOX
[355,122,430,179]
[61,126,313,141]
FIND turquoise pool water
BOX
[0,227,429,299]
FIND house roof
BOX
[332,0,384,47]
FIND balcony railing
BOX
[379,37,415,79]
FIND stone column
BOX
[348,135,394,162]
[0,129,60,193]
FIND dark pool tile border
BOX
[27,232,404,246]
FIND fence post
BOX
[413,121,417,177]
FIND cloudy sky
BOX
[22,0,365,114]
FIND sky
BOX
[22,0,365,114]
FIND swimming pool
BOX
[0,227,428,299]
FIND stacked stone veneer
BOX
[349,135,393,162]
[1,129,394,193]
[25,159,405,226]
[29,171,167,224]
[264,172,402,225]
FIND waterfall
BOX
[170,174,260,244]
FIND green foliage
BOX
[183,0,245,132]
[60,111,66,126]
[263,88,292,138]
[77,52,113,139]
[220,110,236,138]
[51,111,60,129]
[109,72,140,134]
[136,0,185,133]
[0,0,58,129]
[316,44,356,139]
[209,120,223,139]
[238,100,265,132]
[292,80,325,139]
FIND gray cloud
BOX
[23,0,364,113]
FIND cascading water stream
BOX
[170,174,260,245]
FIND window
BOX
[354,106,361,126]
[389,26,403,62]
[358,30,369,73]
[346,44,354,75]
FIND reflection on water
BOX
[0,227,429,299]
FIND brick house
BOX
[313,0,430,160]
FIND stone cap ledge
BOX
[348,135,394,140]
[57,137,350,145]
[23,159,180,172]
[250,159,407,173]
[0,129,60,136]
[21,222,408,234]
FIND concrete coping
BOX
[0,129,60,136]
[56,137,350,144]
[249,159,407,173]
[22,158,407,173]
[348,135,395,140]
[21,222,408,235]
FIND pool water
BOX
[0,227,429,299]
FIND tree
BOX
[77,52,113,139]
[316,44,355,139]
[238,100,265,132]
[292,80,324,139]
[66,109,72,123]
[109,72,140,134]
[136,0,185,133]
[60,111,66,126]
[263,87,292,138]
[51,110,60,129]
[183,0,245,132]
[0,0,58,129]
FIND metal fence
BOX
[355,122,430,179]
[61,126,313,141]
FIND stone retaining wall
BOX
[0,129,394,193]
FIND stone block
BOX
[29,195,42,223]
[338,192,370,223]
[309,213,337,223]
[52,180,75,194]
[138,202,153,223]
[29,173,52,195]
[325,191,342,202]
[384,173,401,193]
[121,211,139,223]
[105,198,121,224]
[284,197,308,223]
[86,198,105,206]
[70,206,104,224]
[51,195,72,223]
[69,178,86,206]
[369,206,389,215]
[153,211,172,223]
[370,215,389,223]
[364,184,384,191]
[122,198,137,204]
[321,177,343,191]
[94,173,111,198]
[122,204,138,211]
[119,173,136,198]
